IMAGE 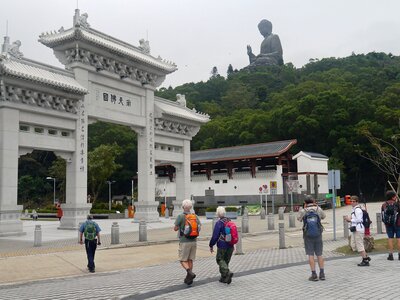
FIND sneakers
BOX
[319,272,325,281]
[388,253,394,261]
[398,253,400,261]
[309,273,318,281]
[357,258,370,267]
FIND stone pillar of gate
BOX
[0,108,24,236]
[134,87,159,222]
[59,68,91,229]
[172,140,191,217]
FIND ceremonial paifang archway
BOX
[0,10,209,235]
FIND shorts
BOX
[385,225,400,239]
[304,236,323,256]
[350,231,365,252]
[178,241,197,261]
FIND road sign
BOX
[270,181,277,189]
[286,180,299,192]
[328,170,341,190]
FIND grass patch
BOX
[335,238,390,255]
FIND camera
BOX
[349,226,357,232]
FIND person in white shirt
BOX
[345,195,371,266]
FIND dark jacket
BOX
[209,218,233,249]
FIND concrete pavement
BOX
[0,202,389,299]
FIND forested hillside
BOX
[18,52,400,207]
[156,52,400,199]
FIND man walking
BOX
[209,206,234,284]
[174,199,200,285]
[345,196,371,266]
[79,215,101,273]
[297,196,326,281]
[381,190,400,260]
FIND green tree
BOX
[48,157,66,202]
[88,144,122,203]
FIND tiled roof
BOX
[191,140,297,163]
[155,97,209,123]
[39,27,177,73]
[0,57,87,94]
[301,151,329,159]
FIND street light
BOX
[106,180,116,211]
[46,176,56,204]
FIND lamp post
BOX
[106,180,116,211]
[46,177,56,204]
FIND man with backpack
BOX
[381,190,400,260]
[209,206,237,284]
[79,215,101,273]
[345,195,371,266]
[174,199,201,285]
[297,196,326,281]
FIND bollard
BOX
[124,209,129,219]
[242,212,249,234]
[260,207,266,220]
[165,207,169,219]
[278,207,284,221]
[212,216,218,231]
[376,212,383,234]
[34,224,42,247]
[139,220,147,242]
[78,222,83,243]
[235,226,244,255]
[279,223,286,249]
[289,211,296,228]
[243,207,249,218]
[343,216,349,239]
[111,222,120,245]
[267,213,275,230]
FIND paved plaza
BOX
[0,202,392,299]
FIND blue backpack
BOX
[303,210,323,238]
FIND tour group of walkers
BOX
[78,191,399,284]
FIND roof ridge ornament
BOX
[73,9,90,29]
[138,39,150,54]
[1,36,23,59]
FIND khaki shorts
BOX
[351,231,365,252]
[178,241,197,261]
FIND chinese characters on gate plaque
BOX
[148,112,154,176]
[78,100,86,172]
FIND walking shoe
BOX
[226,272,234,284]
[184,270,196,285]
[398,253,400,260]
[366,256,371,262]
[319,272,326,281]
[89,269,95,273]
[219,276,226,283]
[357,259,370,266]
[308,274,318,281]
[388,253,394,261]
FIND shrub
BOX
[225,206,238,212]
[205,206,217,212]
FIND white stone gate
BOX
[0,10,209,235]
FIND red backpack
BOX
[222,219,238,245]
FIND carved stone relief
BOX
[64,48,159,86]
[3,85,78,114]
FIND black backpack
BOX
[383,202,397,226]
[303,210,323,238]
[361,209,372,228]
